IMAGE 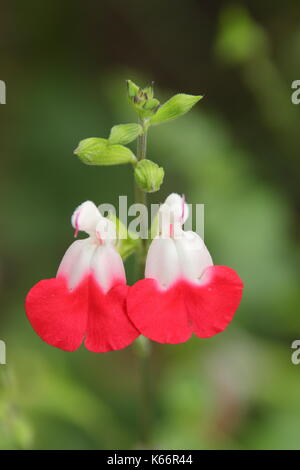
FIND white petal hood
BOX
[57,201,125,292]
[145,194,213,288]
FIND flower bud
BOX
[126,80,160,119]
[134,159,164,193]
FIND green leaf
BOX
[74,138,136,165]
[150,94,203,125]
[107,213,141,260]
[108,123,143,145]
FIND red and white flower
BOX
[127,194,243,344]
[25,201,139,352]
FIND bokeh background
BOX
[1,0,300,449]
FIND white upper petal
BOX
[145,237,181,288]
[57,238,126,292]
[57,238,97,290]
[174,231,213,283]
[57,202,124,292]
[91,244,126,293]
[71,201,101,235]
[145,232,213,288]
[146,193,213,287]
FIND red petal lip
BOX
[26,266,243,349]
[84,279,139,353]
[127,278,193,344]
[127,266,243,344]
[25,275,139,353]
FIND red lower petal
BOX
[127,266,243,344]
[25,277,88,351]
[84,279,140,353]
[127,278,192,344]
[25,276,139,352]
[184,265,243,338]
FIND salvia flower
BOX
[25,201,139,352]
[127,193,243,344]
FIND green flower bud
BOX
[134,159,164,193]
[126,80,160,119]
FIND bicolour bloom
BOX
[25,201,139,352]
[127,194,243,344]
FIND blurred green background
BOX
[1,0,300,450]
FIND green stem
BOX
[134,119,153,447]
[139,339,152,446]
[135,119,148,279]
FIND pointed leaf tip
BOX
[150,93,203,125]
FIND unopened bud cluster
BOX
[127,80,160,119]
